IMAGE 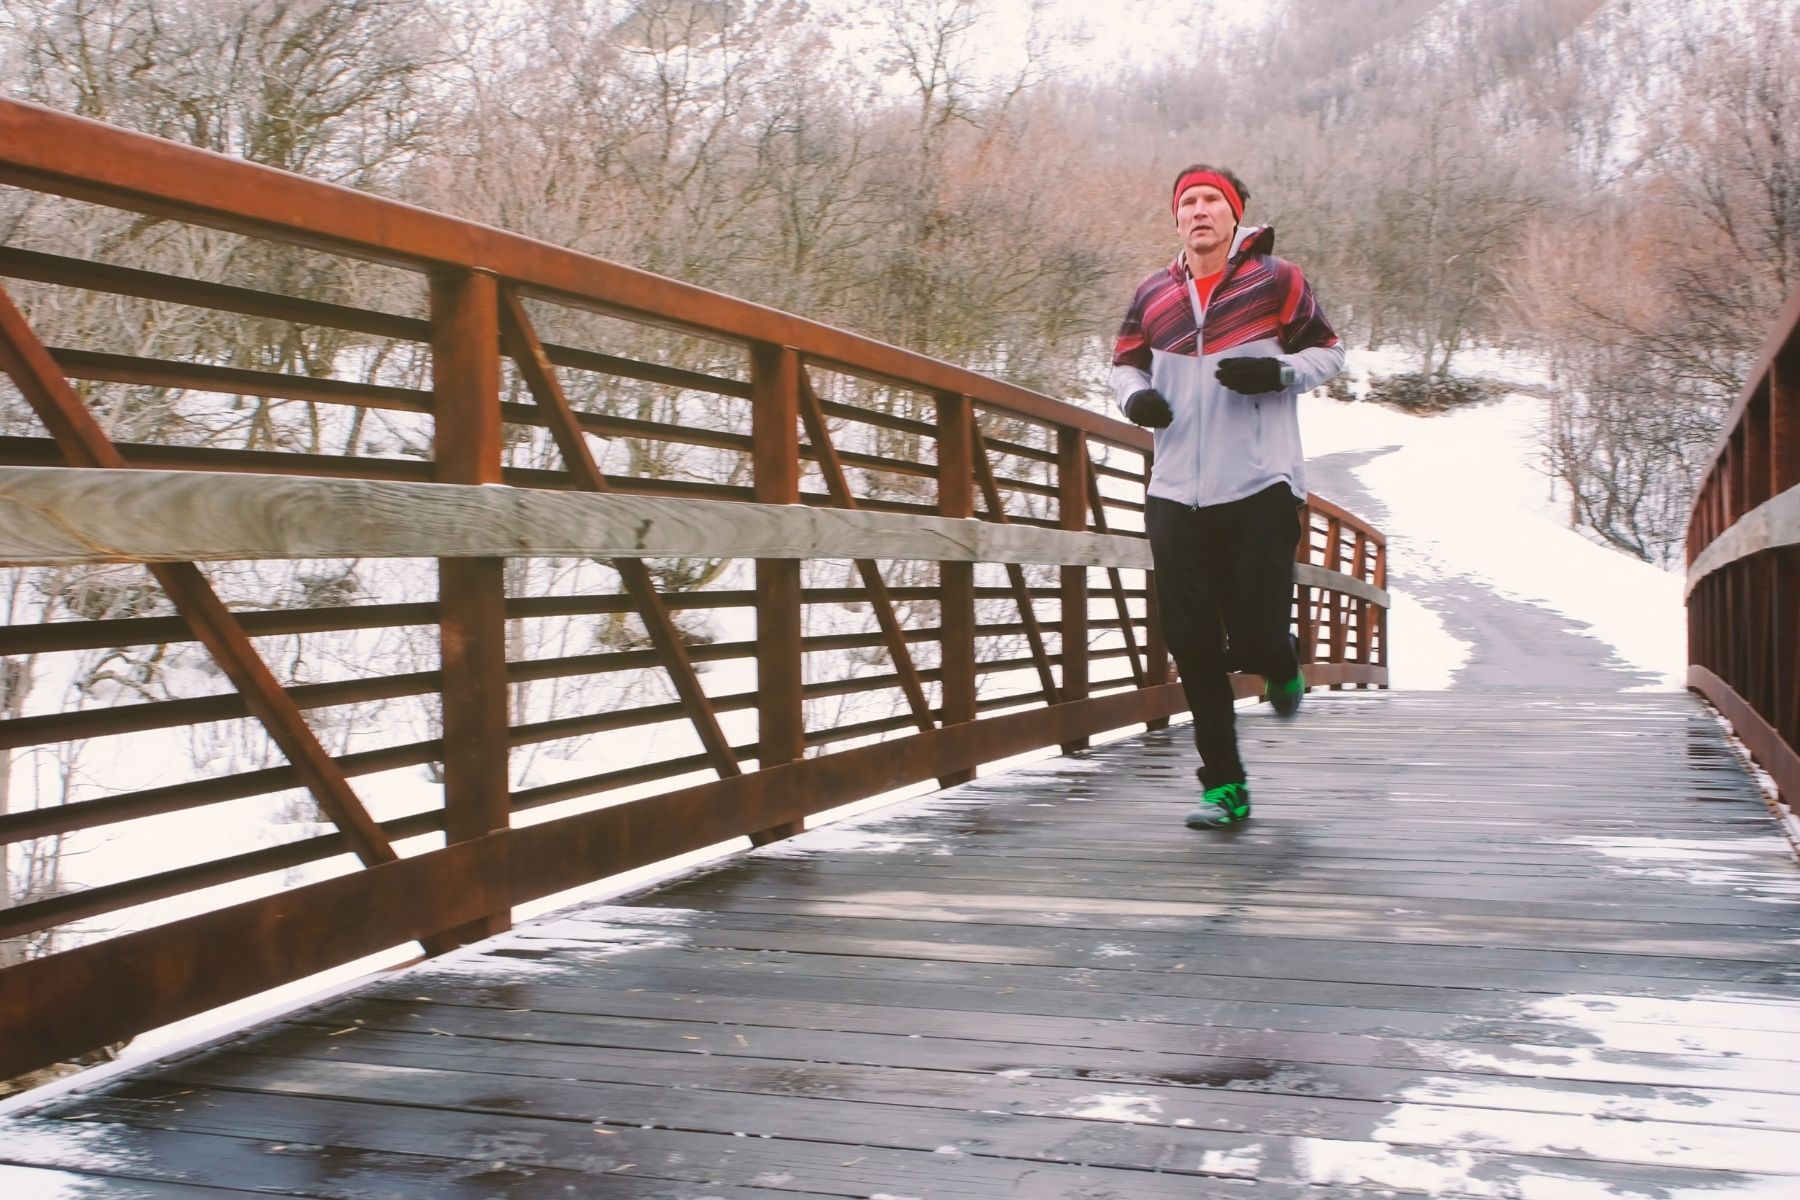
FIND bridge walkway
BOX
[3,689,1799,1197]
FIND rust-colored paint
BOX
[1085,459,1147,687]
[0,101,1141,447]
[969,413,1060,705]
[796,366,935,733]
[0,681,1190,1082]
[751,344,805,842]
[499,285,742,780]
[0,283,401,874]
[433,270,512,942]
[1057,430,1090,751]
[0,99,1397,1076]
[936,393,978,786]
[1686,286,1800,831]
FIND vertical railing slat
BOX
[433,269,511,942]
[936,392,977,786]
[1058,429,1090,752]
[1143,452,1170,732]
[751,344,805,843]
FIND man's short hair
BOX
[1171,163,1251,210]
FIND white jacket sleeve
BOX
[1110,362,1154,411]
[1283,342,1345,393]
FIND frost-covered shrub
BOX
[1365,372,1497,413]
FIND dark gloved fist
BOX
[1123,388,1173,428]
[1215,357,1295,394]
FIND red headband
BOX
[1171,170,1243,221]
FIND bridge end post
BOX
[936,392,978,786]
[432,268,512,943]
[1059,429,1091,752]
[749,344,806,844]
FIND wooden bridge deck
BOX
[5,690,1800,1198]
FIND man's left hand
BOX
[1215,357,1294,394]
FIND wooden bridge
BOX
[1,100,1797,1196]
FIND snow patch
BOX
[1297,1135,1796,1197]
[422,931,685,975]
[1524,993,1800,1057]
[1064,1093,1163,1123]
[1384,588,1471,690]
[1198,1143,1264,1176]
[750,828,947,858]
[557,904,701,928]
[0,1125,142,1177]
[1551,836,1800,895]
[0,1164,113,1200]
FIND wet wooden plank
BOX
[308,967,1800,1064]
[271,998,1800,1136]
[6,690,1800,1197]
[48,1089,1391,1200]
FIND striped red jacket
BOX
[1110,224,1344,508]
[1112,225,1339,368]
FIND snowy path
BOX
[1296,353,1687,694]
[1308,446,1662,693]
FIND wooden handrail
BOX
[0,101,1389,1081]
[1684,285,1800,831]
[0,99,1133,446]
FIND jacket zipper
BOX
[1189,275,1206,507]
[1189,248,1245,507]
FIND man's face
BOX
[1176,184,1236,260]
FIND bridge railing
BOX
[1686,286,1800,826]
[0,99,1387,1082]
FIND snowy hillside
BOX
[1302,347,1688,692]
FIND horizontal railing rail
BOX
[1685,285,1800,833]
[0,98,1387,1081]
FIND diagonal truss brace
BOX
[968,412,1062,705]
[1084,455,1148,686]
[0,283,401,872]
[497,287,742,777]
[795,368,935,733]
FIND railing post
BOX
[1774,348,1799,747]
[432,268,511,942]
[1326,515,1347,689]
[936,392,977,786]
[1145,574,1170,731]
[751,344,805,842]
[1373,535,1390,687]
[1059,429,1090,752]
[1352,529,1371,688]
[1143,448,1171,732]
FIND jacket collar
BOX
[1170,224,1275,280]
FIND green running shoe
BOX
[1186,781,1251,829]
[1266,669,1305,717]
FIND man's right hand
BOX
[1124,388,1172,428]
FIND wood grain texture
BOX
[0,466,1391,603]
[1685,482,1800,593]
[7,691,1797,1198]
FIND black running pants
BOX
[1145,484,1302,789]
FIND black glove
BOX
[1215,357,1294,395]
[1123,388,1172,428]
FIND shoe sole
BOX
[1185,810,1251,829]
